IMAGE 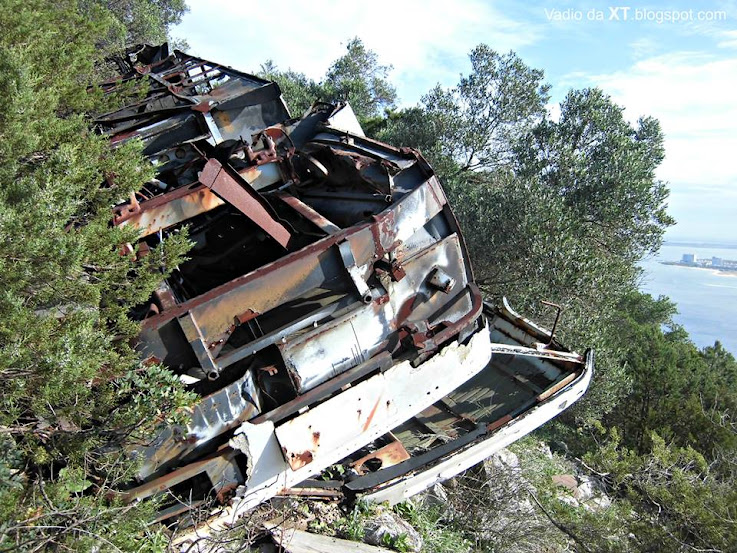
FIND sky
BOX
[174,0,737,244]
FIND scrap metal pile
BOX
[96,44,593,529]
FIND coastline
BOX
[661,261,737,277]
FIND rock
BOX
[492,448,520,470]
[557,494,579,508]
[363,512,423,552]
[482,448,521,481]
[552,474,578,496]
[577,475,599,501]
[588,494,612,511]
[577,475,612,512]
[419,482,448,508]
[536,442,554,459]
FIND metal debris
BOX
[96,44,593,530]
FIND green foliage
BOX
[322,38,396,121]
[576,428,737,552]
[600,292,737,471]
[259,60,325,117]
[85,0,188,50]
[335,500,378,542]
[537,293,737,552]
[516,88,673,263]
[254,38,734,551]
[259,38,396,124]
[392,501,475,553]
[0,0,194,550]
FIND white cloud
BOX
[575,51,737,240]
[585,52,737,186]
[717,29,737,48]
[629,37,659,59]
[173,0,543,105]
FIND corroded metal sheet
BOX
[274,327,492,471]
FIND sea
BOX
[639,243,737,354]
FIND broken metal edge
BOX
[173,324,492,547]
[360,348,594,505]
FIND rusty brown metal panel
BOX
[276,192,341,234]
[114,185,225,237]
[352,439,411,475]
[199,159,292,248]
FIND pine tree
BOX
[0,1,192,550]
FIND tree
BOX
[572,428,737,552]
[0,1,192,550]
[91,0,188,47]
[377,46,549,181]
[259,38,396,125]
[322,37,396,122]
[516,88,673,264]
[258,60,324,117]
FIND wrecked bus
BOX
[95,44,593,530]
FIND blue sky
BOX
[174,0,737,243]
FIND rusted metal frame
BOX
[411,410,459,443]
[278,299,395,394]
[113,166,284,237]
[178,312,219,380]
[109,111,206,148]
[338,240,372,304]
[424,283,483,348]
[135,367,260,480]
[171,50,274,89]
[252,352,393,425]
[95,100,190,126]
[493,361,544,395]
[297,190,392,204]
[352,439,411,475]
[361,350,594,506]
[112,181,209,220]
[412,399,477,440]
[488,342,583,364]
[345,423,488,492]
[213,294,360,373]
[434,398,479,427]
[198,158,292,249]
[124,447,237,502]
[275,192,341,234]
[94,87,175,123]
[308,133,415,168]
[139,175,448,347]
[147,59,222,96]
[168,327,491,532]
[137,229,368,348]
[114,185,225,237]
[273,328,492,472]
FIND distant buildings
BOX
[661,253,737,272]
[671,253,737,271]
